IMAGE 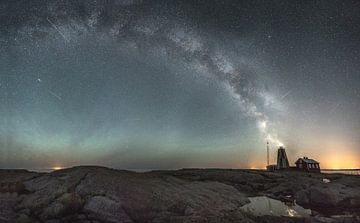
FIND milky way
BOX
[1,0,360,169]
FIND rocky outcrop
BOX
[295,183,360,209]
[0,167,359,223]
[0,167,251,222]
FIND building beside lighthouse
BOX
[295,157,321,173]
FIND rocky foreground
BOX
[0,166,359,223]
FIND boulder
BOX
[308,187,340,207]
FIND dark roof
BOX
[295,158,319,164]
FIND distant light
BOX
[52,166,64,171]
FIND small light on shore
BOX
[52,166,64,171]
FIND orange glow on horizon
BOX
[305,140,360,169]
[321,155,359,169]
[51,166,64,171]
[248,161,267,170]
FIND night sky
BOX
[1,0,359,170]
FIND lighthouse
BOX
[276,146,290,169]
[266,144,290,171]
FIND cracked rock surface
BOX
[0,166,359,223]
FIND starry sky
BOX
[1,0,360,170]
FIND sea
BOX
[321,170,360,175]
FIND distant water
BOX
[322,170,360,175]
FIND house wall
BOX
[295,161,321,172]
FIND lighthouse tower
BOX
[276,146,289,169]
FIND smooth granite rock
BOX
[0,167,359,223]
